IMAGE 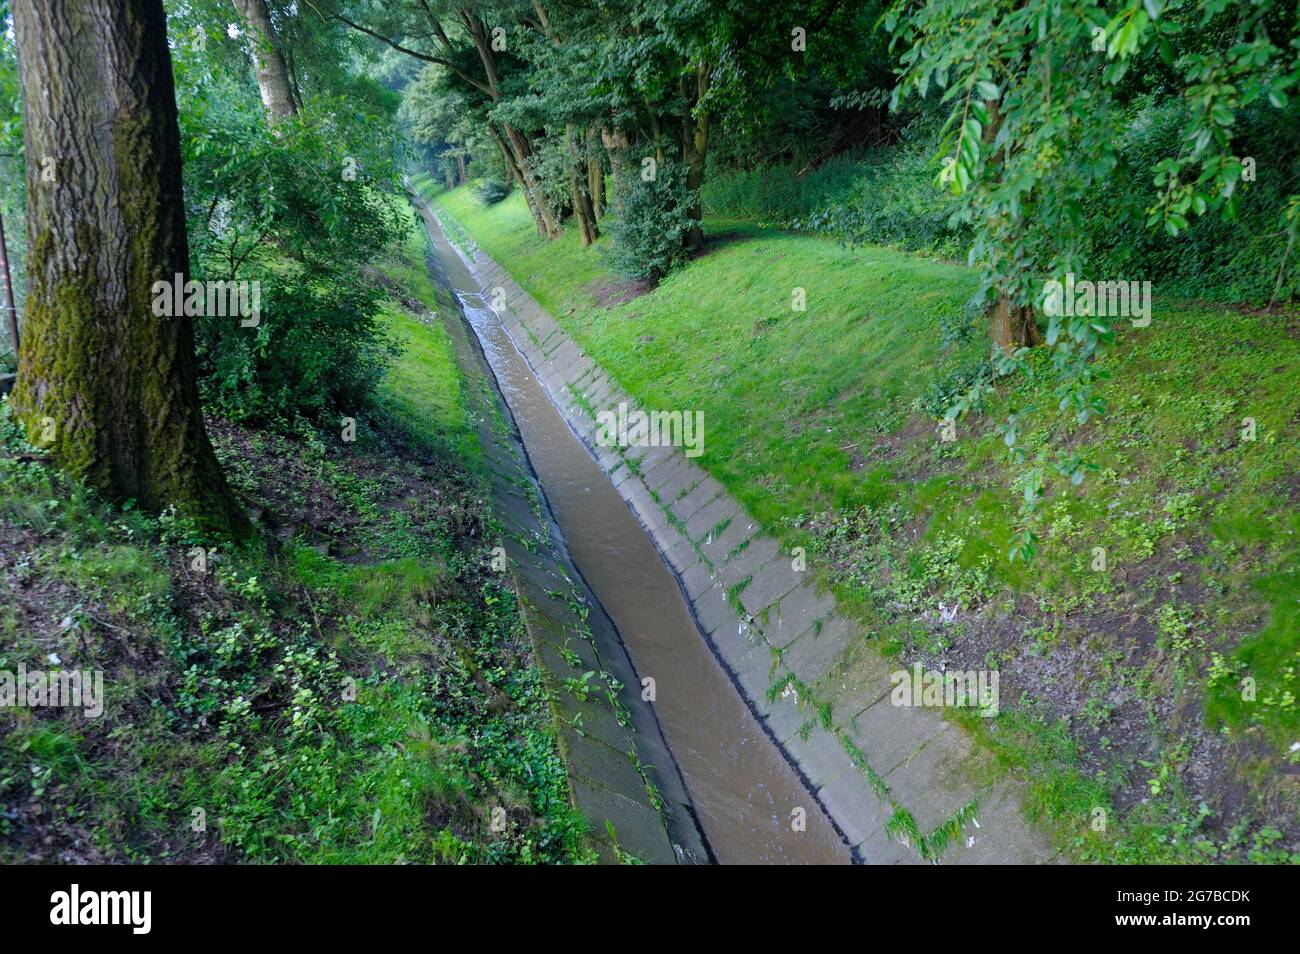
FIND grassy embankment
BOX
[0,199,593,864]
[420,172,1300,864]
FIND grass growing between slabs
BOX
[425,177,1300,863]
[0,198,594,864]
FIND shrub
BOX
[701,152,865,221]
[472,178,510,206]
[177,73,403,426]
[702,143,969,259]
[1084,94,1300,304]
[603,160,696,283]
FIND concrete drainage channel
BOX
[409,199,707,864]
[414,195,849,864]
[415,193,1057,865]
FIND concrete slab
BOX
[844,692,949,777]
[778,616,865,687]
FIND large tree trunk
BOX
[231,0,297,121]
[11,0,246,535]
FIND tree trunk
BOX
[491,125,552,237]
[0,210,18,357]
[683,64,711,252]
[566,125,598,246]
[601,125,629,214]
[456,10,559,240]
[504,124,560,239]
[457,153,467,185]
[231,0,297,121]
[586,125,604,220]
[988,297,1043,353]
[647,111,667,167]
[494,135,515,190]
[11,0,246,536]
[980,98,1041,352]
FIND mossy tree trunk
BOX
[11,0,247,536]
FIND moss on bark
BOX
[11,0,247,538]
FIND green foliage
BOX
[437,179,1300,862]
[0,310,591,864]
[602,162,696,282]
[885,0,1300,505]
[473,178,511,206]
[171,39,403,427]
[703,139,970,259]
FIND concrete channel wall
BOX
[415,200,710,865]
[428,202,1062,865]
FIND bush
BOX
[702,142,969,259]
[603,160,696,283]
[176,72,403,426]
[1084,94,1300,304]
[701,152,866,221]
[472,178,510,206]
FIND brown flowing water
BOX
[423,211,850,865]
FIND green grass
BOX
[0,194,593,866]
[426,179,1300,863]
[375,301,477,464]
[372,202,480,464]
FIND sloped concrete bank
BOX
[411,197,710,865]
[427,200,1062,865]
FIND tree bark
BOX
[981,98,1040,352]
[0,210,18,357]
[11,0,246,535]
[586,125,604,220]
[566,125,598,246]
[989,297,1043,353]
[231,0,297,121]
[683,63,711,252]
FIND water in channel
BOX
[423,212,850,865]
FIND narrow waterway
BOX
[421,210,850,865]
